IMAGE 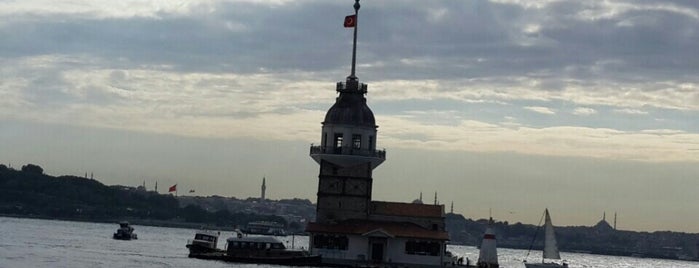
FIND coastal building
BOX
[305,1,450,267]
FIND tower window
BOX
[334,134,343,154]
[352,134,361,149]
[368,136,374,150]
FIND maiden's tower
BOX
[306,1,450,267]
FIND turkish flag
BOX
[344,15,356,28]
[168,184,177,192]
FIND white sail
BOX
[477,221,499,266]
[542,209,561,260]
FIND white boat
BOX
[524,209,568,268]
[186,230,221,255]
[477,218,499,268]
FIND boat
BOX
[113,221,137,240]
[187,231,321,266]
[244,221,287,236]
[476,218,499,268]
[524,209,568,268]
[186,230,222,255]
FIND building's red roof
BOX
[306,220,449,240]
[370,201,444,218]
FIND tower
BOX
[305,3,451,266]
[261,176,267,200]
[309,0,385,223]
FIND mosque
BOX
[305,1,450,267]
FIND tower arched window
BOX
[334,134,343,154]
[352,134,361,149]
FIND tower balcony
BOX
[337,81,367,94]
[310,145,385,169]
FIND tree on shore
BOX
[21,164,43,174]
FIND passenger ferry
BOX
[187,230,320,266]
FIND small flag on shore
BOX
[344,15,356,28]
[169,184,177,192]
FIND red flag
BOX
[344,15,356,28]
[169,184,177,192]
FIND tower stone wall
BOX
[316,160,373,223]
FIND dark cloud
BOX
[2,0,698,84]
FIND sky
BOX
[0,0,698,232]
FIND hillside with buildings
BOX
[445,213,699,261]
[0,164,287,229]
[3,163,698,261]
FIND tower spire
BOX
[261,176,267,201]
[349,0,360,80]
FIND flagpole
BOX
[349,0,360,80]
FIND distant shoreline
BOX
[0,213,239,231]
[0,214,309,235]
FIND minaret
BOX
[450,201,454,214]
[261,177,267,200]
[309,0,385,223]
[434,192,438,205]
[614,212,617,230]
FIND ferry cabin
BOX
[225,236,306,258]
[191,231,219,249]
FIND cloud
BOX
[524,106,556,115]
[614,108,649,115]
[0,0,697,164]
[379,116,699,162]
[572,107,597,116]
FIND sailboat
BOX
[524,209,568,268]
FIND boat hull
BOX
[186,243,222,255]
[524,262,567,268]
[113,233,137,240]
[188,252,322,266]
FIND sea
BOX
[1,216,697,268]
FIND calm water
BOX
[1,216,697,268]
